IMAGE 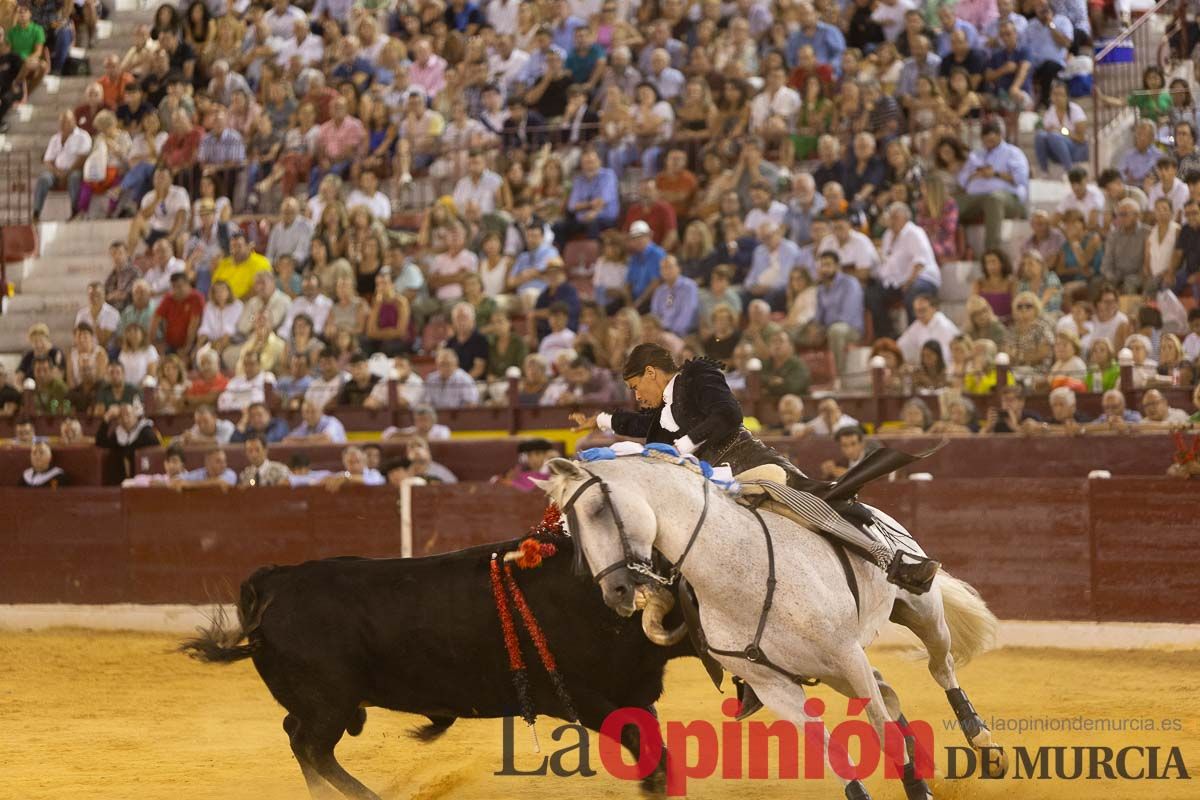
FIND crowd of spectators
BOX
[6,0,1200,479]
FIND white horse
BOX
[538,455,1002,800]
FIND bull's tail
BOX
[180,568,275,664]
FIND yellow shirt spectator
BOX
[213,233,272,299]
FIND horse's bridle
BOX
[560,463,823,688]
[559,466,710,586]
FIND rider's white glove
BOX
[674,435,696,455]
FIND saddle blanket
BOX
[736,474,925,566]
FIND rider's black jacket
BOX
[609,358,742,452]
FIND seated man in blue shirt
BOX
[649,255,700,337]
[786,1,845,70]
[957,120,1030,250]
[1021,0,1073,108]
[626,220,665,312]
[285,399,349,444]
[322,445,386,489]
[177,447,238,488]
[507,220,561,300]
[744,222,806,311]
[983,20,1033,111]
[799,250,865,376]
[553,148,620,241]
[532,260,580,338]
[1119,120,1163,187]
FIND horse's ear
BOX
[545,457,584,479]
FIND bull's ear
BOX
[545,457,585,479]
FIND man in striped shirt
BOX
[198,108,246,198]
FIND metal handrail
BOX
[1094,0,1175,62]
[1089,0,1179,177]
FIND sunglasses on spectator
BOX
[1016,303,1034,310]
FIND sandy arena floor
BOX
[0,629,1197,800]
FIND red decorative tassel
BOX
[533,503,566,537]
[506,537,558,569]
[491,555,535,726]
[504,563,577,722]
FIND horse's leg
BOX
[284,714,338,799]
[872,668,939,783]
[748,674,874,800]
[892,595,1006,771]
[292,712,381,800]
[824,648,932,800]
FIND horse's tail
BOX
[179,568,275,663]
[936,570,998,667]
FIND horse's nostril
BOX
[614,584,629,597]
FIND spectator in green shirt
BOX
[1099,65,1172,124]
[31,356,69,415]
[8,5,47,88]
[760,327,811,402]
[7,6,44,59]
[91,361,143,416]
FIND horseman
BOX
[571,342,940,594]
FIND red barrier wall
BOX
[0,480,1195,622]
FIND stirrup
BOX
[887,552,940,595]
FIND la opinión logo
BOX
[497,697,936,796]
[496,700,1193,795]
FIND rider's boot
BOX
[887,552,941,594]
[732,676,764,720]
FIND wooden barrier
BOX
[763,435,1177,479]
[135,438,564,483]
[0,479,1195,623]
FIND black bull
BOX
[181,536,694,799]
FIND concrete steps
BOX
[0,219,128,351]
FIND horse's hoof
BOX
[969,729,1008,775]
[903,776,933,800]
[844,779,872,800]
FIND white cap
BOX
[869,355,887,370]
[505,366,522,379]
[22,378,35,391]
[1117,348,1134,367]
[994,352,1010,367]
[628,220,652,238]
[142,375,158,389]
[746,357,763,372]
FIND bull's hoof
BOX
[639,767,667,795]
[347,707,367,736]
[845,779,872,800]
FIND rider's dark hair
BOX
[622,343,679,381]
[834,425,865,442]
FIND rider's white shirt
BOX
[596,374,696,454]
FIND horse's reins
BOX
[560,466,819,687]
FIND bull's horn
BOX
[637,585,688,646]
